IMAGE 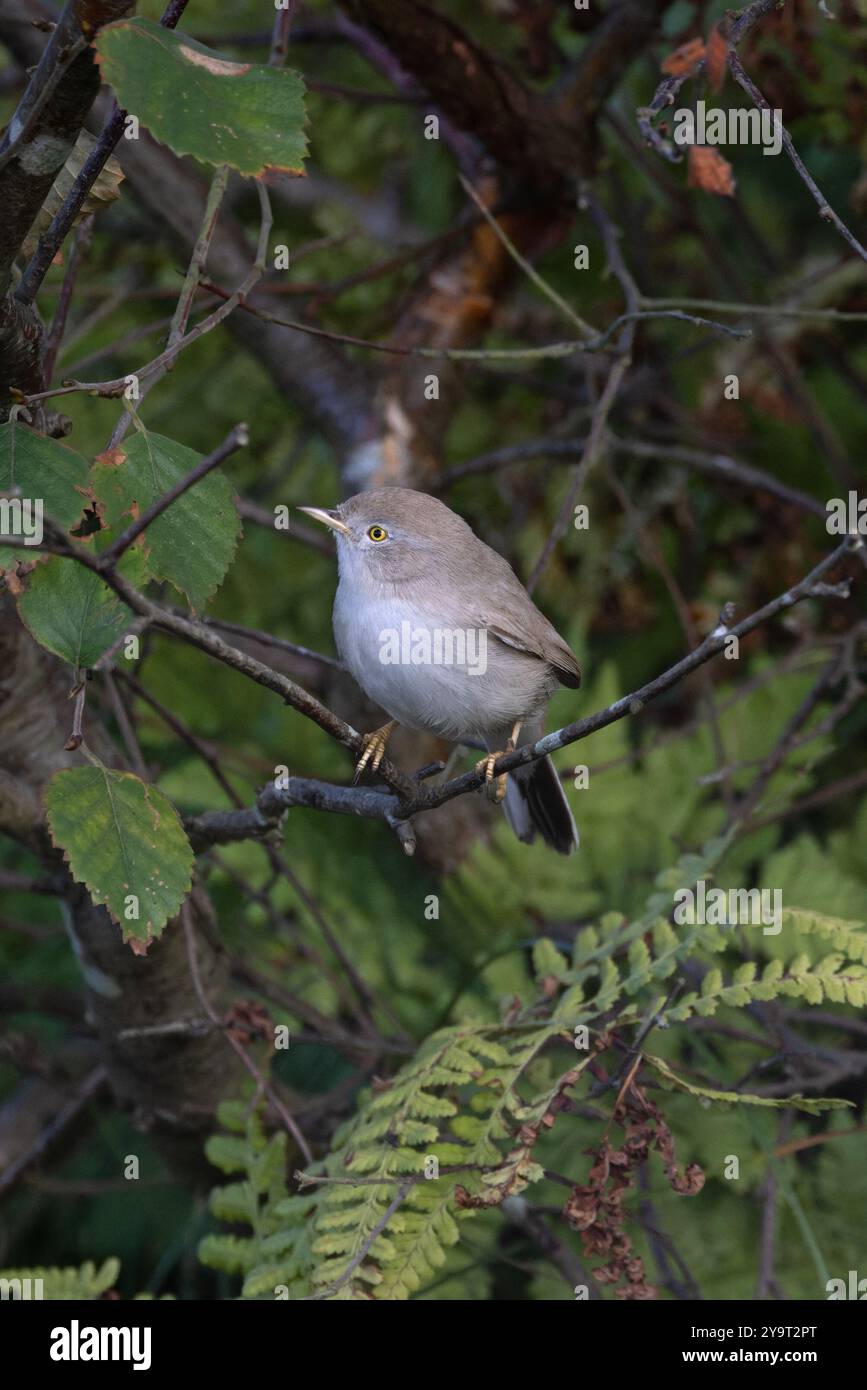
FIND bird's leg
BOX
[475,719,522,804]
[354,720,397,781]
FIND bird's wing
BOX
[488,620,581,689]
[467,548,581,689]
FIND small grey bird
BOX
[299,488,580,854]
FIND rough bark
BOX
[0,1,135,411]
[339,0,670,185]
[0,596,243,1183]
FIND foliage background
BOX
[0,0,865,1301]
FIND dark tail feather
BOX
[503,754,578,855]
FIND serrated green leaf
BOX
[44,764,193,944]
[572,925,599,963]
[0,423,88,572]
[625,936,652,992]
[95,18,307,176]
[210,1181,255,1224]
[17,548,144,669]
[90,429,240,608]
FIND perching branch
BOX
[185,536,862,851]
[0,522,417,801]
[6,519,858,849]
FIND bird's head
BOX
[299,487,474,585]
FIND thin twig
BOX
[459,174,595,339]
[269,0,297,67]
[643,296,867,324]
[166,164,231,351]
[182,903,313,1165]
[117,671,244,809]
[192,615,344,671]
[729,52,867,266]
[63,680,86,752]
[106,182,272,448]
[526,189,639,593]
[42,214,94,386]
[0,1067,106,1197]
[102,670,149,779]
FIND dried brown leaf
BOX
[661,38,706,76]
[688,145,736,197]
[706,25,730,91]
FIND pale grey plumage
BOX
[301,487,580,853]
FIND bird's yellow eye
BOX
[367,525,388,542]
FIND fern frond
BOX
[665,954,867,1021]
[0,1258,119,1299]
[199,1103,322,1298]
[306,1020,568,1300]
[644,1052,854,1115]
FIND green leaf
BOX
[0,423,89,572]
[44,764,193,944]
[90,429,240,608]
[95,18,307,176]
[17,549,143,669]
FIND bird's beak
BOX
[297,506,351,537]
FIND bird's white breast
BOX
[333,566,555,744]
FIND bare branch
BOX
[184,537,861,849]
[181,904,313,1165]
[729,52,867,267]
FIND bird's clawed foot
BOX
[475,720,522,804]
[475,751,509,803]
[355,720,397,781]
